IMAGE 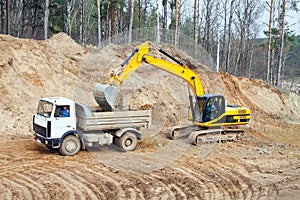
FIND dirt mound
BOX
[0,33,88,138]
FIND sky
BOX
[286,10,300,35]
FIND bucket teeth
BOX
[93,84,120,111]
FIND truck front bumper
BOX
[33,133,60,148]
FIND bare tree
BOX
[1,0,6,34]
[193,0,199,56]
[203,0,214,54]
[156,0,160,43]
[162,0,167,29]
[174,0,180,47]
[6,0,10,34]
[128,0,134,43]
[44,0,49,40]
[276,0,286,86]
[220,0,228,71]
[97,0,101,46]
[162,0,167,42]
[266,0,274,83]
[65,0,75,36]
[225,0,235,72]
[78,0,85,43]
[138,0,141,31]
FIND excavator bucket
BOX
[93,84,120,111]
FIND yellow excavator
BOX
[93,41,250,144]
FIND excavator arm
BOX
[108,41,204,97]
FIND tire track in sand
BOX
[55,170,99,199]
[0,177,33,200]
[34,167,77,199]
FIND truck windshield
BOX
[37,100,53,117]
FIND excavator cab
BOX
[192,95,226,124]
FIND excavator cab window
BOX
[202,96,225,123]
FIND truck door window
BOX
[54,105,70,117]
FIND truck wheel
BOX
[117,132,137,151]
[59,135,81,156]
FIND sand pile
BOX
[0,33,88,138]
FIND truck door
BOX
[51,105,73,138]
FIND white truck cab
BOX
[33,97,151,156]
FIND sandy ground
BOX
[0,33,300,199]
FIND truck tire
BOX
[59,135,81,156]
[116,132,137,151]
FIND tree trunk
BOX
[61,0,65,33]
[156,0,160,43]
[216,32,220,72]
[174,0,179,47]
[221,0,228,71]
[128,0,134,43]
[11,0,23,36]
[170,0,175,43]
[118,2,124,35]
[248,43,254,78]
[44,0,49,40]
[97,0,101,46]
[65,1,70,35]
[1,0,6,34]
[31,0,39,38]
[266,0,274,83]
[162,0,167,42]
[225,0,235,72]
[6,0,10,34]
[81,0,84,44]
[276,0,286,86]
[138,0,141,39]
[21,0,25,37]
[193,0,199,57]
[204,0,212,54]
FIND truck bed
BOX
[77,107,151,132]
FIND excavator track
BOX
[188,129,244,145]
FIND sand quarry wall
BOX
[0,33,299,144]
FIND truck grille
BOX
[34,123,47,137]
[33,122,51,138]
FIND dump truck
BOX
[33,97,151,156]
[94,41,251,144]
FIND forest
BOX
[0,0,299,86]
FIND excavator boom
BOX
[95,41,204,110]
